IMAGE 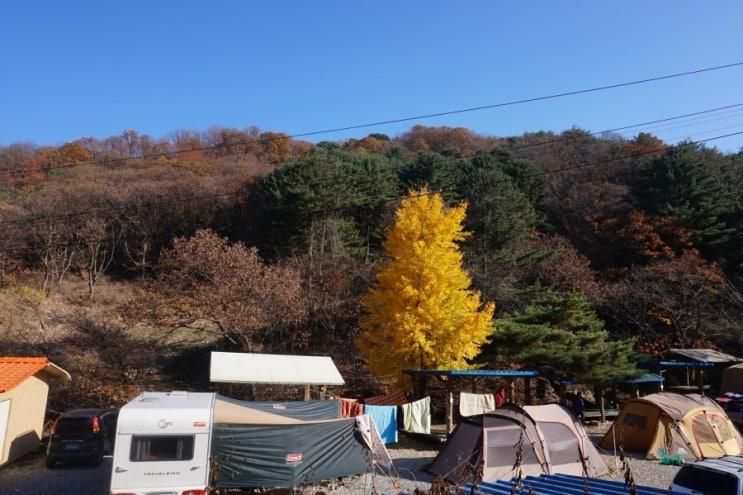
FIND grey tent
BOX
[428,404,607,483]
[211,396,391,488]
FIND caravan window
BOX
[130,435,194,462]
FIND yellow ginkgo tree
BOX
[357,188,495,388]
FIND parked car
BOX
[46,408,117,468]
[671,457,743,494]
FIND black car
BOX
[45,409,117,468]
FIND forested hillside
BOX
[1,124,742,405]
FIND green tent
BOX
[211,396,391,488]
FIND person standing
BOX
[573,391,586,421]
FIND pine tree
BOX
[485,286,638,385]
[357,188,495,388]
[634,143,735,260]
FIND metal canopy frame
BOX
[403,369,539,378]
[403,369,539,434]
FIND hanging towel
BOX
[494,388,507,408]
[340,398,364,418]
[365,405,398,444]
[401,396,431,434]
[459,392,495,417]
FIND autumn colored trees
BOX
[1,123,742,398]
[357,189,494,387]
[159,230,306,352]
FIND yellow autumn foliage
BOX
[358,188,495,388]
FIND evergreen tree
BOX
[248,147,398,256]
[357,188,495,388]
[634,143,736,262]
[485,286,638,385]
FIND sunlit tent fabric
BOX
[209,352,345,385]
[601,392,743,460]
[216,396,341,421]
[722,364,743,393]
[211,396,390,488]
[428,404,607,483]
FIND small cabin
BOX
[0,357,71,467]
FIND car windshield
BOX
[56,418,92,435]
[674,466,739,495]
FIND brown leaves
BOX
[159,230,307,352]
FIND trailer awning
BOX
[209,352,345,386]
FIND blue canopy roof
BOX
[639,359,714,369]
[618,373,665,384]
[464,473,683,495]
[403,369,538,378]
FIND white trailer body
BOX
[110,391,215,495]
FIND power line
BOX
[2,61,742,178]
[502,102,743,152]
[1,111,740,230]
[612,109,743,136]
[2,129,741,256]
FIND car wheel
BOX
[45,457,56,468]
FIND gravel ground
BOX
[0,431,680,494]
[586,424,682,490]
[0,454,112,495]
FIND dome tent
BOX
[601,392,742,460]
[428,404,607,483]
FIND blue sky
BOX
[1,1,742,151]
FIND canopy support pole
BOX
[446,390,454,434]
[304,384,310,401]
[698,369,705,396]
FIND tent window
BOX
[485,424,538,469]
[709,414,733,439]
[538,423,580,468]
[130,435,194,462]
[623,413,648,429]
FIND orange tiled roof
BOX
[0,357,49,393]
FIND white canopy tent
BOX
[209,352,345,400]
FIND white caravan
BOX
[110,391,215,495]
